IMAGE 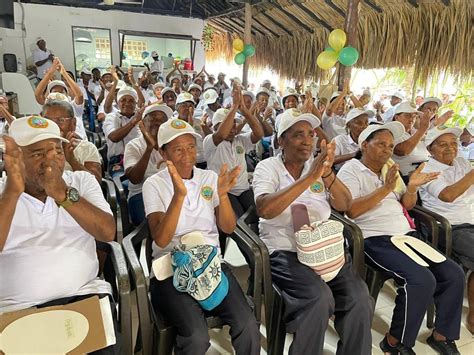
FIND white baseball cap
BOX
[262,79,271,86]
[242,90,255,102]
[188,83,202,92]
[151,51,158,57]
[208,74,215,79]
[143,104,173,120]
[36,37,44,43]
[420,97,442,108]
[81,67,91,75]
[170,75,181,83]
[211,108,231,128]
[117,87,138,102]
[152,82,165,90]
[358,121,405,147]
[391,91,404,100]
[282,88,300,101]
[394,101,422,115]
[256,87,270,98]
[277,108,321,139]
[330,91,342,102]
[345,108,375,125]
[116,80,127,90]
[47,80,69,95]
[424,126,463,146]
[44,92,75,114]
[203,89,218,105]
[9,116,69,147]
[176,92,195,105]
[158,118,201,148]
[161,87,177,98]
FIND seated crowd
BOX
[0,57,473,355]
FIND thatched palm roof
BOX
[206,0,473,84]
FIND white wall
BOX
[0,2,205,74]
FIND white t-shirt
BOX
[124,135,164,199]
[143,167,220,260]
[393,130,430,176]
[88,81,101,101]
[204,132,254,196]
[253,154,331,254]
[333,133,359,169]
[337,159,413,238]
[382,106,396,122]
[322,112,346,141]
[420,157,474,225]
[64,139,101,172]
[103,112,140,159]
[458,143,474,161]
[150,60,164,73]
[0,170,113,312]
[32,47,52,79]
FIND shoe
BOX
[426,334,460,355]
[379,335,416,354]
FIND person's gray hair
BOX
[42,99,75,118]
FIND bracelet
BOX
[326,175,337,191]
[406,187,418,195]
[322,170,334,179]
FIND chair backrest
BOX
[112,174,133,238]
[98,144,108,178]
[100,178,119,240]
[1,72,42,115]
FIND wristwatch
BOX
[57,187,80,208]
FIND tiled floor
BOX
[132,264,474,354]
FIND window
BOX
[72,26,112,74]
[95,38,111,60]
[123,40,148,61]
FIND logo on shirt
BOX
[200,185,214,201]
[27,116,49,129]
[171,119,187,130]
[310,181,324,193]
[236,146,244,154]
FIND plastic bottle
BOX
[17,59,23,73]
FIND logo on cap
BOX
[204,93,210,99]
[183,93,192,99]
[288,88,295,93]
[291,109,302,117]
[310,182,324,193]
[170,119,186,130]
[27,116,49,129]
[200,185,214,201]
[438,125,448,130]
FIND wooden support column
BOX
[337,0,361,90]
[242,1,252,88]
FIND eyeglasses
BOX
[47,117,72,125]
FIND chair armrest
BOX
[101,178,118,238]
[113,174,127,202]
[410,206,439,248]
[330,210,366,279]
[413,205,452,257]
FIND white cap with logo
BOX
[394,101,423,115]
[143,104,173,120]
[187,83,202,92]
[424,126,463,146]
[117,87,138,102]
[345,108,375,125]
[176,92,195,105]
[9,116,69,147]
[158,119,201,148]
[203,89,218,105]
[277,108,321,139]
[47,80,69,95]
[211,108,231,128]
[282,88,299,101]
[391,91,404,100]
[256,87,271,98]
[420,97,442,108]
[358,121,405,147]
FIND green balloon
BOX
[338,46,359,66]
[234,52,246,65]
[325,46,336,52]
[243,44,256,57]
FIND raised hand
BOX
[138,121,157,151]
[37,145,68,203]
[167,160,187,198]
[407,162,439,188]
[435,110,454,126]
[383,164,400,192]
[132,106,145,125]
[306,143,328,181]
[419,111,431,131]
[2,136,25,196]
[231,85,242,109]
[63,131,81,165]
[128,67,136,86]
[218,164,241,197]
[110,66,119,83]
[320,140,335,177]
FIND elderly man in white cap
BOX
[420,126,474,335]
[103,87,141,176]
[0,116,119,354]
[418,97,454,129]
[124,104,173,225]
[392,101,431,179]
[382,91,404,122]
[0,93,15,134]
[204,87,264,217]
[203,89,221,121]
[147,50,164,82]
[338,122,464,355]
[34,57,87,139]
[33,37,53,79]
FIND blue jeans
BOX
[128,193,145,226]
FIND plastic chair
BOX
[85,129,101,148]
[237,206,366,355]
[122,222,263,355]
[112,173,133,239]
[98,144,109,178]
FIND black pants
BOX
[228,189,255,218]
[38,294,120,355]
[364,234,465,347]
[270,251,374,355]
[450,224,474,271]
[149,263,260,355]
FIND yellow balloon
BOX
[317,50,339,70]
[233,38,244,52]
[328,29,347,52]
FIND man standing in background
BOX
[33,37,53,80]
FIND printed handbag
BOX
[171,244,229,311]
[294,220,346,282]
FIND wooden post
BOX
[242,2,252,88]
[337,0,361,90]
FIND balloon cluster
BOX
[317,29,360,70]
[233,38,256,65]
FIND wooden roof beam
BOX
[324,0,346,18]
[407,0,418,8]
[230,16,263,36]
[272,2,314,34]
[260,11,294,36]
[363,0,383,13]
[253,17,280,37]
[212,18,242,35]
[292,1,333,32]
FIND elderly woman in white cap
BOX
[332,107,371,169]
[381,91,404,122]
[103,87,142,177]
[253,108,373,354]
[0,93,15,134]
[418,97,454,129]
[143,118,261,355]
[188,83,203,115]
[161,87,178,111]
[420,126,474,335]
[104,66,145,115]
[392,101,431,179]
[124,104,173,225]
[337,122,464,355]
